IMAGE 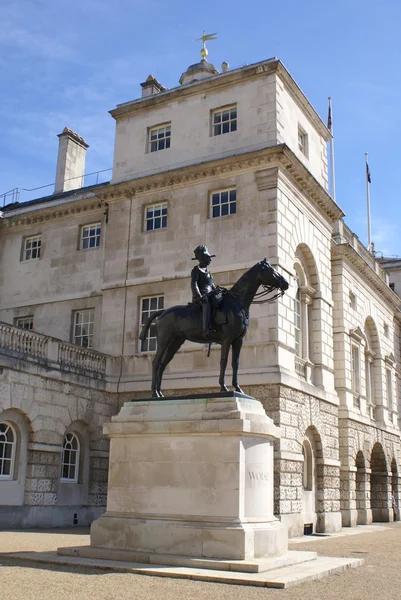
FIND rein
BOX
[252,284,285,304]
[228,283,285,305]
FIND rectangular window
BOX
[148,123,171,153]
[23,235,42,260]
[140,296,164,352]
[298,126,308,157]
[80,223,101,249]
[351,345,360,394]
[386,368,393,409]
[211,188,236,218]
[145,203,167,231]
[72,309,94,348]
[15,316,34,331]
[212,105,237,136]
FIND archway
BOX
[370,443,390,522]
[301,426,323,534]
[356,451,372,524]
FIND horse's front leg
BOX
[231,338,244,394]
[219,339,231,392]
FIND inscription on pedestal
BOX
[248,471,270,482]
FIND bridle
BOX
[252,284,286,304]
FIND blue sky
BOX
[1,0,400,255]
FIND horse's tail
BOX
[139,309,165,342]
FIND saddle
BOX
[188,288,227,327]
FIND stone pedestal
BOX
[90,392,287,561]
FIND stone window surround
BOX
[60,432,80,483]
[211,104,238,137]
[385,354,396,412]
[147,122,171,153]
[58,421,90,507]
[365,347,376,419]
[0,421,16,479]
[14,315,34,331]
[144,202,168,232]
[139,295,164,353]
[0,410,28,507]
[209,187,237,219]
[79,222,101,250]
[293,258,315,371]
[302,439,313,491]
[21,234,42,261]
[349,291,357,310]
[71,308,95,348]
[297,124,309,158]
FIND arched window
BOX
[0,422,16,479]
[364,318,380,419]
[60,433,80,482]
[302,440,313,490]
[294,282,302,358]
[293,256,315,379]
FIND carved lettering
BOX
[248,471,270,482]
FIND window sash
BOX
[73,309,94,348]
[15,316,34,331]
[149,125,171,152]
[294,287,301,357]
[145,203,168,231]
[351,346,360,393]
[0,423,15,479]
[212,106,237,136]
[81,223,101,249]
[24,236,42,260]
[60,433,80,482]
[210,189,236,218]
[386,368,393,408]
[140,296,164,352]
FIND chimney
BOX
[55,127,89,193]
[140,74,166,98]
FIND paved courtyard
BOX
[1,523,401,599]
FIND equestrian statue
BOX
[139,245,289,398]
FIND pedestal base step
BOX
[57,545,317,573]
[8,550,364,589]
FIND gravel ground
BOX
[1,524,401,600]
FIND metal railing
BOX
[1,168,112,208]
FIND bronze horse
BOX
[139,259,289,397]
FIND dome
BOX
[179,59,219,86]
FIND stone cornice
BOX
[110,59,330,140]
[1,196,106,229]
[93,144,344,222]
[332,243,401,309]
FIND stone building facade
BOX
[0,55,400,535]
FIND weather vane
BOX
[196,30,217,60]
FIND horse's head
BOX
[258,258,289,292]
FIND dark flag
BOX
[366,162,371,183]
[327,98,332,133]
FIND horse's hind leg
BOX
[156,337,185,396]
[219,339,231,392]
[152,341,169,398]
[231,337,244,393]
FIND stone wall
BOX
[0,344,117,528]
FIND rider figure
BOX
[191,245,218,338]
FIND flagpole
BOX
[328,97,336,202]
[365,152,372,252]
